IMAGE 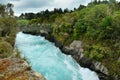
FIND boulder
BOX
[62,46,77,55]
[93,62,108,75]
[90,62,109,80]
[70,40,84,56]
[63,40,84,59]
[70,40,82,51]
[78,56,93,68]
[0,58,45,80]
[54,39,63,49]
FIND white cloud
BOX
[0,0,120,16]
[12,0,90,16]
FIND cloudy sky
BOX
[0,0,119,16]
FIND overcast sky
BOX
[0,0,120,16]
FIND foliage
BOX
[17,19,29,27]
[84,44,111,61]
[0,41,13,58]
[0,17,18,36]
[0,3,14,17]
[0,3,18,59]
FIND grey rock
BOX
[69,40,84,58]
[54,39,63,49]
[94,62,108,75]
[70,40,82,51]
[62,46,78,55]
[79,56,93,68]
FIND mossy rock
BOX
[0,41,13,58]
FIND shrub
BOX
[0,41,13,58]
[17,19,28,27]
[0,17,18,37]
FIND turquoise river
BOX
[15,32,99,80]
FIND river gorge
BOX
[15,32,99,80]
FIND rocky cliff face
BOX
[62,40,109,80]
[0,58,45,80]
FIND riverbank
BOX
[0,58,45,80]
[22,30,110,80]
[0,17,45,80]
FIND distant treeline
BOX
[19,4,86,22]
[19,0,118,23]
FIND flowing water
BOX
[15,32,99,80]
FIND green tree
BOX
[64,8,69,13]
[6,3,14,16]
[93,0,98,4]
[109,0,116,3]
[0,4,6,17]
[0,3,14,17]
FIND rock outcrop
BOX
[93,62,108,75]
[61,40,109,80]
[0,58,45,80]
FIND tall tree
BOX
[19,13,25,19]
[109,0,116,3]
[58,8,63,14]
[93,0,98,4]
[6,3,14,16]
[98,0,101,3]
[64,8,69,13]
[78,4,86,10]
[0,4,5,17]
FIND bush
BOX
[0,41,13,58]
[17,19,28,27]
[0,17,18,37]
[84,44,111,61]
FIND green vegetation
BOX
[0,41,13,58]
[0,17,18,36]
[17,19,29,27]
[0,3,17,37]
[19,0,120,79]
[0,3,18,58]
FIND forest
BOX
[0,0,120,79]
